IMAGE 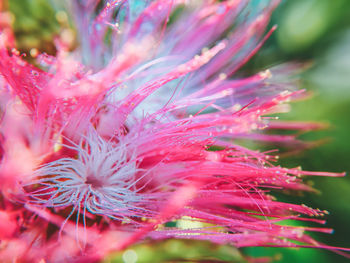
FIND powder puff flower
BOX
[0,0,348,262]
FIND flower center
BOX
[85,174,104,189]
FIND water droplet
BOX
[217,4,226,15]
[31,70,39,77]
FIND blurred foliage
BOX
[247,0,350,262]
[4,0,350,262]
[105,240,248,263]
[276,0,349,54]
[8,0,59,55]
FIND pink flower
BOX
[0,0,348,261]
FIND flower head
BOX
[0,0,348,262]
[27,133,144,219]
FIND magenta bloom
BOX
[0,0,348,261]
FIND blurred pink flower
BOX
[0,0,348,262]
